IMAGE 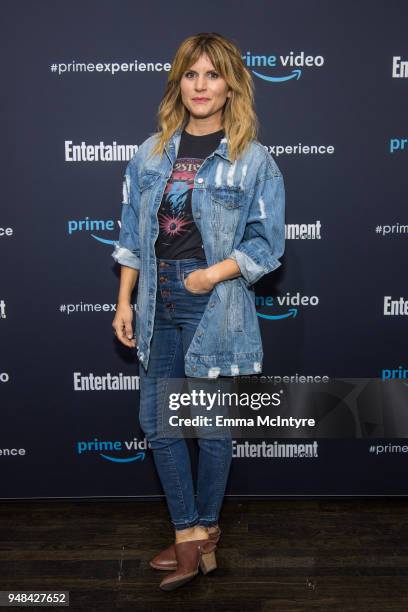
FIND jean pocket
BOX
[181,267,212,295]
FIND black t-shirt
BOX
[154,128,225,260]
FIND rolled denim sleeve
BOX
[228,154,285,286]
[111,160,141,270]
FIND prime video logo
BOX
[67,217,119,245]
[241,50,324,83]
[381,366,408,386]
[255,293,319,320]
[76,437,148,462]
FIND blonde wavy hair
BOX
[149,32,259,162]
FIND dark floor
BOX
[0,498,407,611]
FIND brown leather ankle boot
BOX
[150,526,221,571]
[159,538,217,591]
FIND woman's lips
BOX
[192,98,210,103]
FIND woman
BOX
[111,32,285,591]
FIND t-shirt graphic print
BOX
[157,156,200,250]
[154,127,225,260]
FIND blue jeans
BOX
[138,257,233,530]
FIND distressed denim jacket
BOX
[111,126,285,378]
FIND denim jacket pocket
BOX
[139,170,161,192]
[210,186,243,234]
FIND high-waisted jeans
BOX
[138,257,233,530]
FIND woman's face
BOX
[179,53,231,126]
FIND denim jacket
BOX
[111,126,285,378]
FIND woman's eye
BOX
[184,71,219,78]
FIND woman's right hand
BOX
[112,302,137,348]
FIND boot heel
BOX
[199,550,217,574]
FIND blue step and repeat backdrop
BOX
[1,0,407,499]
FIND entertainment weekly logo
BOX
[383,296,408,316]
[73,371,139,391]
[286,221,321,239]
[232,440,319,459]
[65,141,139,162]
[392,56,408,78]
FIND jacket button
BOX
[209,303,214,308]
[197,178,204,184]
[197,331,203,336]
[192,365,197,371]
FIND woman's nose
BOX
[195,76,207,90]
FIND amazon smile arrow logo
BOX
[99,451,145,463]
[91,234,115,245]
[257,308,298,320]
[251,69,301,83]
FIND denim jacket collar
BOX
[164,126,231,165]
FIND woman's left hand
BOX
[184,268,215,294]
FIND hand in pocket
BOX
[183,268,214,295]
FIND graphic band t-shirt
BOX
[154,128,225,260]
